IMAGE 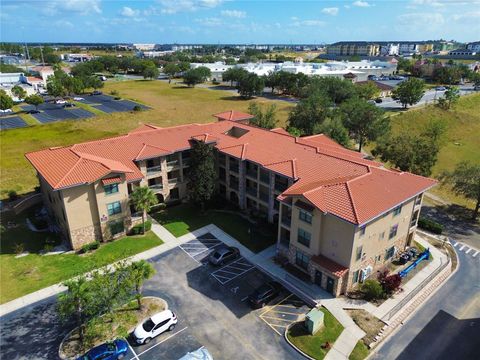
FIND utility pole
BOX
[40,47,45,66]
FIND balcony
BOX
[182,159,190,167]
[281,215,292,228]
[230,181,239,191]
[166,160,179,169]
[146,165,162,174]
[259,192,269,203]
[230,164,239,174]
[275,182,289,192]
[260,173,270,184]
[246,187,257,197]
[149,184,163,191]
[168,178,178,185]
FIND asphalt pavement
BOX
[372,245,480,360]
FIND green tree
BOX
[11,85,27,100]
[391,77,425,108]
[355,81,380,100]
[248,102,277,129]
[85,76,104,91]
[397,57,414,74]
[306,77,357,104]
[127,260,156,309]
[433,66,462,85]
[57,276,94,346]
[222,67,248,87]
[438,86,460,110]
[340,98,389,152]
[374,120,446,176]
[0,91,14,110]
[142,65,160,80]
[163,63,180,82]
[186,141,216,212]
[46,76,66,98]
[237,73,264,98]
[24,94,44,110]
[440,162,480,219]
[361,279,385,301]
[313,117,350,147]
[287,92,332,135]
[183,67,210,87]
[130,186,158,234]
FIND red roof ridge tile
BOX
[73,150,134,173]
[129,124,162,134]
[134,143,172,161]
[291,158,298,179]
[345,181,359,224]
[54,157,93,188]
[241,143,248,160]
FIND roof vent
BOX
[225,126,249,139]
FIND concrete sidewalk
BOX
[0,219,183,317]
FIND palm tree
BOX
[128,260,156,309]
[130,186,158,234]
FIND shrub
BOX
[418,217,443,234]
[361,279,385,301]
[80,241,100,254]
[130,220,152,235]
[8,190,18,202]
[132,105,142,112]
[110,90,119,96]
[381,274,402,294]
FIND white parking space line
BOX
[465,248,472,254]
[459,245,466,251]
[241,296,249,301]
[453,242,460,247]
[211,258,255,285]
[128,342,140,360]
[473,251,479,258]
[134,327,188,358]
[179,246,201,264]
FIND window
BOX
[295,251,309,270]
[297,228,311,247]
[393,205,402,217]
[104,183,119,195]
[379,231,385,240]
[107,201,121,216]
[356,245,363,261]
[352,270,360,284]
[385,246,395,260]
[109,220,124,235]
[389,224,398,239]
[299,209,312,224]
[359,226,366,237]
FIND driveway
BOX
[0,237,305,360]
[372,244,480,360]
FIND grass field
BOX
[386,93,480,208]
[0,229,163,304]
[0,80,293,197]
[151,203,277,253]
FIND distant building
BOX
[399,42,434,55]
[0,72,37,99]
[327,42,381,57]
[356,80,394,98]
[466,42,480,53]
[448,49,477,56]
[133,44,156,51]
[380,43,400,56]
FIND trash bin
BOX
[304,308,324,335]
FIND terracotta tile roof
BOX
[26,118,436,224]
[212,110,254,122]
[102,177,122,185]
[26,76,43,83]
[311,254,349,277]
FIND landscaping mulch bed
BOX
[346,309,385,346]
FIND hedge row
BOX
[129,220,152,235]
[418,217,443,234]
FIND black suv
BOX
[248,282,282,309]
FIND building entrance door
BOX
[315,270,323,286]
[326,277,335,294]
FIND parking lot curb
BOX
[284,322,317,360]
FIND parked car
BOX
[63,102,76,108]
[248,282,282,309]
[178,347,213,360]
[91,90,103,95]
[0,109,13,113]
[55,99,67,104]
[374,98,383,103]
[435,86,446,91]
[474,85,480,91]
[208,245,240,266]
[26,109,40,114]
[73,97,84,101]
[133,309,177,345]
[77,339,128,360]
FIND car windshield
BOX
[213,252,221,259]
[256,285,271,296]
[143,319,156,332]
[106,343,116,351]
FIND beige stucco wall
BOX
[38,174,69,240]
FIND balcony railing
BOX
[168,178,178,184]
[281,216,292,227]
[230,164,239,173]
[146,165,161,174]
[246,187,257,197]
[149,184,163,190]
[167,160,179,167]
[260,173,270,184]
[259,192,269,203]
[182,159,190,167]
[246,169,257,178]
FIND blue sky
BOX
[1,0,479,43]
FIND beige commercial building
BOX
[26,112,436,296]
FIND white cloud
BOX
[322,7,339,16]
[452,11,480,22]
[195,17,223,26]
[54,19,74,28]
[353,1,372,7]
[120,7,140,17]
[157,0,223,14]
[397,12,445,30]
[221,10,246,18]
[292,19,326,27]
[16,0,102,16]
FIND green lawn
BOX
[151,203,277,253]
[0,80,293,198]
[0,209,163,304]
[349,341,369,360]
[287,307,344,360]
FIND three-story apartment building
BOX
[26,111,436,296]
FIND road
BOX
[377,84,475,110]
[372,244,480,360]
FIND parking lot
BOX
[0,115,28,130]
[79,94,150,113]
[21,103,95,123]
[0,233,306,360]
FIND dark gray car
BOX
[208,245,240,266]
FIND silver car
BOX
[208,245,240,266]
